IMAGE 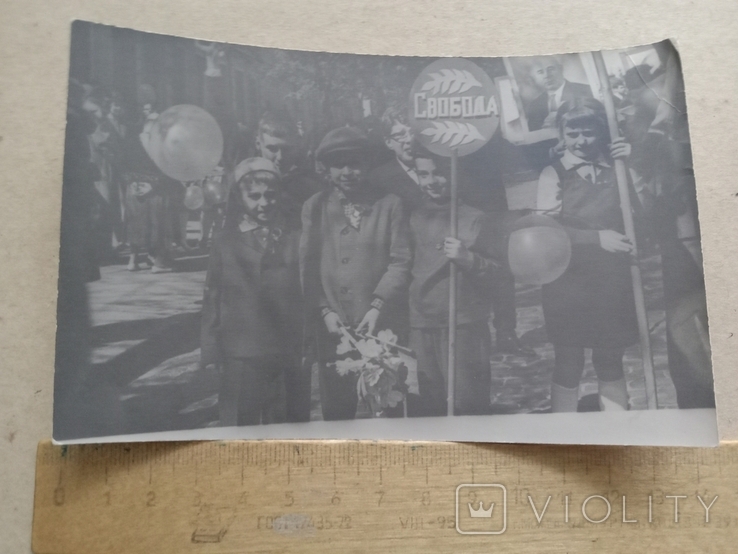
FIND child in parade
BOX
[200,158,303,426]
[254,111,324,228]
[408,151,497,416]
[369,104,423,211]
[300,126,412,421]
[536,97,636,412]
[255,111,323,422]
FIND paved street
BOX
[85,198,677,435]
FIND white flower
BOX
[354,338,383,359]
[336,334,355,356]
[334,358,364,376]
[377,329,398,346]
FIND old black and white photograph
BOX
[54,21,718,445]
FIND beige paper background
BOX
[1,1,736,551]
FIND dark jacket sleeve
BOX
[200,238,223,366]
[564,227,600,245]
[372,197,412,302]
[525,93,548,132]
[300,192,330,315]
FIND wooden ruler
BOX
[33,440,737,553]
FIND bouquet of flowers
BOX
[331,328,417,418]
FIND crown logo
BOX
[468,501,494,518]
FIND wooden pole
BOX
[592,52,658,410]
[447,148,459,416]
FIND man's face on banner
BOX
[529,58,565,92]
[256,132,294,174]
[415,157,449,200]
[385,122,415,164]
[327,154,370,195]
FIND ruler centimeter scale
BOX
[33,440,738,553]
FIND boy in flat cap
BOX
[300,126,412,420]
[201,158,303,426]
[408,151,497,416]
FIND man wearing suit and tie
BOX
[524,56,593,132]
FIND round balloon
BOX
[508,214,572,285]
[203,175,228,206]
[184,185,205,211]
[141,104,224,182]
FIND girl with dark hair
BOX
[536,97,637,413]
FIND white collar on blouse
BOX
[560,149,611,170]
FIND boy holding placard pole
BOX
[408,150,497,416]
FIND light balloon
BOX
[141,104,224,182]
[508,214,572,285]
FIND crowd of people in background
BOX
[65,79,187,275]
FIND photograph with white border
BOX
[54,21,717,445]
